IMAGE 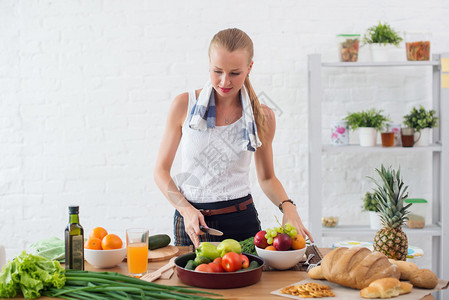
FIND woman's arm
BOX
[254,105,314,242]
[153,92,206,247]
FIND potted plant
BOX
[362,21,403,61]
[403,105,438,146]
[344,108,390,146]
[362,192,381,229]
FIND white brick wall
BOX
[1,0,448,268]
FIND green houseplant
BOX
[344,109,390,146]
[362,21,403,46]
[403,105,438,131]
[362,21,403,62]
[363,191,382,230]
[403,105,438,146]
[362,191,379,212]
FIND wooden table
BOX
[23,247,436,300]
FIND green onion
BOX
[40,269,224,300]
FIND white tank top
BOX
[177,90,252,203]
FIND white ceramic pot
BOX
[358,127,378,146]
[369,211,382,230]
[414,128,431,146]
[369,44,404,62]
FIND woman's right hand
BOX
[181,206,207,248]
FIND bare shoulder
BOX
[261,104,275,125]
[169,92,190,126]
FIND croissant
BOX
[321,247,400,290]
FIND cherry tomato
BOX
[222,252,242,272]
[208,262,224,272]
[194,263,213,273]
[240,254,249,269]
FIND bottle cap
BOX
[68,206,79,214]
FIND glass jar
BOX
[405,32,431,61]
[405,198,428,229]
[337,34,360,62]
[321,216,339,228]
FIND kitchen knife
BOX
[200,225,223,236]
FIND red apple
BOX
[273,233,292,251]
[254,230,269,249]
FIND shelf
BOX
[322,61,440,68]
[322,224,442,237]
[308,53,449,284]
[322,144,442,153]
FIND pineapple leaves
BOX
[368,165,410,228]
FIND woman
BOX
[154,28,313,247]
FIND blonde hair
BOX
[208,28,267,142]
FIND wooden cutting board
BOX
[148,245,179,262]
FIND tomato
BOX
[194,263,213,273]
[208,262,224,272]
[211,257,225,272]
[213,257,222,266]
[240,254,249,269]
[222,252,242,272]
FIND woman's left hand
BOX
[282,203,314,243]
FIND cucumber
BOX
[184,260,196,270]
[236,260,260,272]
[148,234,171,250]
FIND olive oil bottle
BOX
[64,206,84,270]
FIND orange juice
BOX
[127,242,148,275]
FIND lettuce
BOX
[0,251,65,299]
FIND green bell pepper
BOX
[217,239,241,257]
[195,242,220,261]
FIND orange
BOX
[89,227,108,241]
[292,234,306,250]
[101,234,123,250]
[84,237,102,250]
[265,245,276,251]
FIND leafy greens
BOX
[0,251,65,299]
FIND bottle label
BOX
[71,235,84,270]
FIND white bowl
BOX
[84,247,127,268]
[255,246,307,270]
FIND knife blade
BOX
[200,225,223,236]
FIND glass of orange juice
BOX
[126,228,149,277]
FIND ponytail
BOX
[244,76,266,143]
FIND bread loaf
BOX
[360,278,413,298]
[308,265,325,280]
[388,259,418,280]
[321,247,400,290]
[409,269,438,289]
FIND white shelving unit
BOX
[307,54,448,286]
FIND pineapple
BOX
[370,165,412,261]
